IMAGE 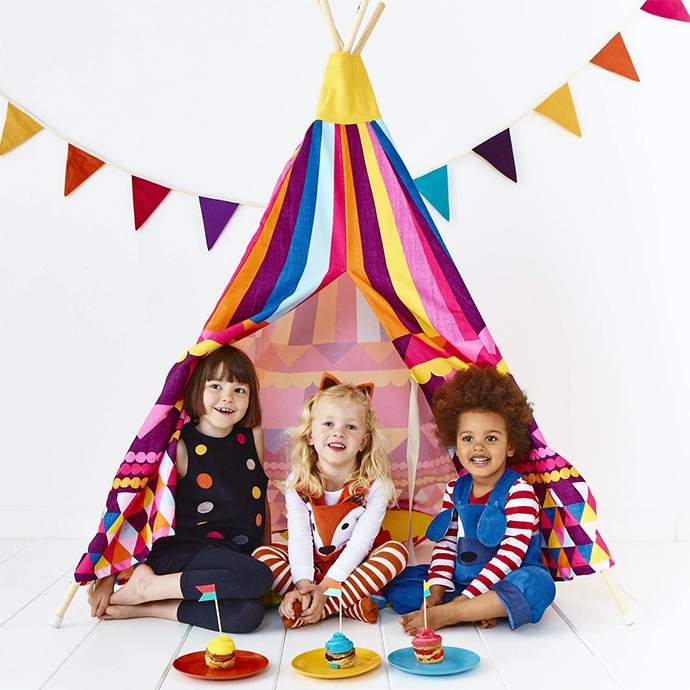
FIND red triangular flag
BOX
[472,128,518,182]
[641,0,690,22]
[64,144,105,196]
[590,33,640,82]
[131,176,171,230]
[199,197,239,250]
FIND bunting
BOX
[0,103,43,156]
[199,197,240,250]
[590,33,640,82]
[534,83,582,137]
[641,0,690,22]
[472,129,518,183]
[64,144,105,196]
[0,4,686,240]
[131,177,171,231]
[413,166,450,220]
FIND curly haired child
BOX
[383,365,556,633]
[253,376,408,626]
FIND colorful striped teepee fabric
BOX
[75,50,613,584]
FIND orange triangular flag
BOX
[534,83,582,137]
[590,33,640,82]
[64,144,105,196]
[0,103,44,155]
[131,176,171,230]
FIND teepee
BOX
[53,0,631,628]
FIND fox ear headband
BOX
[318,372,375,400]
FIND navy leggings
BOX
[152,543,273,632]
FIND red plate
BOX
[173,650,269,680]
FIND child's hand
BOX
[297,582,327,624]
[88,574,117,618]
[278,588,311,620]
[426,585,446,608]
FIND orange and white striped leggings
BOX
[252,540,408,608]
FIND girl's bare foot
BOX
[398,604,453,635]
[101,599,180,622]
[109,564,156,605]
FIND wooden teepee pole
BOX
[343,0,370,53]
[317,0,344,51]
[353,3,385,55]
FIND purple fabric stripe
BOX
[345,124,422,335]
[232,124,316,323]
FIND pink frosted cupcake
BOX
[411,627,444,664]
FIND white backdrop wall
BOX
[1,0,688,546]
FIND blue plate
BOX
[387,646,480,676]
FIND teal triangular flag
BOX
[414,166,450,221]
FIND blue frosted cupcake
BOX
[324,631,357,669]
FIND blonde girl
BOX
[253,376,408,626]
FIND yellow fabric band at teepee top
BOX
[316,52,381,124]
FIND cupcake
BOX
[411,627,444,664]
[205,634,236,670]
[324,631,357,669]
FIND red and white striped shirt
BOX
[427,475,540,598]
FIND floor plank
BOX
[0,539,685,689]
[0,538,84,625]
[0,538,36,564]
[0,574,98,690]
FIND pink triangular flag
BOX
[641,0,690,22]
[132,177,171,230]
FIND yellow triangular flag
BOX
[0,103,44,155]
[534,83,582,137]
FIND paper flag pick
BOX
[199,197,239,250]
[423,580,431,598]
[413,166,450,220]
[534,83,582,137]
[0,103,43,156]
[132,176,171,230]
[64,144,105,196]
[322,578,342,598]
[641,0,690,22]
[472,128,518,182]
[590,33,640,82]
[196,584,217,602]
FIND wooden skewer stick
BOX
[50,581,80,628]
[343,0,370,53]
[317,0,344,51]
[601,569,635,626]
[353,3,385,55]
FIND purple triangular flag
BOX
[472,128,518,183]
[198,197,239,250]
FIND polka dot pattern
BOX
[206,531,223,540]
[196,473,213,489]
[252,486,262,499]
[246,458,256,470]
[237,433,246,444]
[255,513,263,527]
[197,501,214,514]
[195,444,208,455]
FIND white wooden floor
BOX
[0,538,686,690]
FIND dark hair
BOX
[183,345,261,427]
[432,365,534,462]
